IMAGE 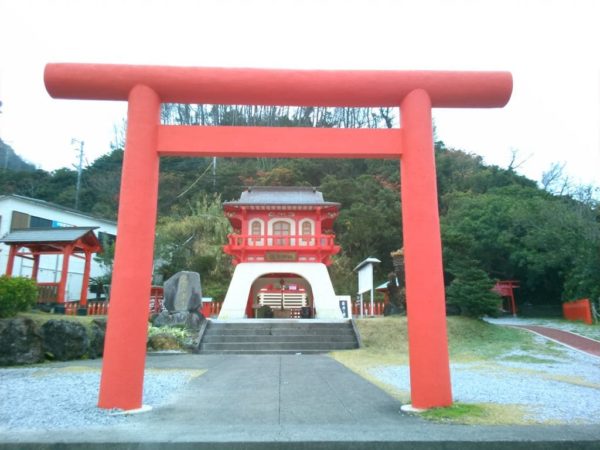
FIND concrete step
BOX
[202,329,357,337]
[199,341,356,351]
[207,323,351,331]
[202,334,357,343]
[198,349,332,355]
[197,320,359,354]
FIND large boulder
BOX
[88,318,107,359]
[0,318,44,366]
[41,320,89,361]
[152,310,204,331]
[163,271,202,312]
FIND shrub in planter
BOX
[256,305,273,318]
[0,275,38,318]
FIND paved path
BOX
[513,325,600,357]
[3,354,600,449]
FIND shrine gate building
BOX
[219,186,344,320]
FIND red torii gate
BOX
[44,63,512,411]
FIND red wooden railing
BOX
[226,233,336,250]
[36,282,60,303]
[351,301,385,316]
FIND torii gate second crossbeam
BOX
[44,63,512,411]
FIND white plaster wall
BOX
[0,197,117,301]
[219,262,343,320]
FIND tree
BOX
[154,194,232,300]
[445,265,502,317]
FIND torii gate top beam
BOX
[45,63,512,108]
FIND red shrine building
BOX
[219,186,344,320]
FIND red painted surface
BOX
[57,245,72,305]
[400,89,452,409]
[5,245,17,276]
[492,280,519,315]
[245,291,254,318]
[149,286,164,316]
[98,85,161,410]
[3,231,102,305]
[222,206,340,265]
[563,299,593,325]
[515,325,600,356]
[45,64,512,108]
[31,254,40,281]
[44,62,512,411]
[79,251,92,307]
[159,126,402,159]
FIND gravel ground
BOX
[370,336,600,424]
[0,367,196,431]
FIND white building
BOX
[0,195,117,301]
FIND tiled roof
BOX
[0,227,99,244]
[224,187,339,206]
[0,194,116,226]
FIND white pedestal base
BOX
[219,262,343,320]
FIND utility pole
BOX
[71,138,84,210]
[212,156,217,190]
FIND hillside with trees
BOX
[1,105,598,314]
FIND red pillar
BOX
[31,253,40,281]
[5,245,18,275]
[98,84,160,410]
[79,251,92,307]
[400,89,452,409]
[57,245,73,304]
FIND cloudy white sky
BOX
[1,0,599,188]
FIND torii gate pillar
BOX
[44,63,512,411]
[400,89,452,407]
[97,85,161,409]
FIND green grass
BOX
[420,403,529,424]
[17,310,100,325]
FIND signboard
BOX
[338,295,351,318]
[265,252,297,262]
[357,264,373,294]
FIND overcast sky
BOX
[1,0,599,188]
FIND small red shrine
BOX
[219,187,344,320]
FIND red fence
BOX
[36,282,60,303]
[351,301,385,316]
[563,298,593,325]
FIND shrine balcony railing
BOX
[225,234,337,250]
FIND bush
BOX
[0,276,38,318]
[446,267,501,318]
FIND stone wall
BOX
[0,317,107,366]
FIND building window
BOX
[273,221,290,245]
[10,211,30,230]
[251,221,262,235]
[301,221,312,235]
[30,215,53,228]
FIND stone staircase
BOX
[197,320,360,354]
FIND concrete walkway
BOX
[2,354,600,449]
[512,325,600,357]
